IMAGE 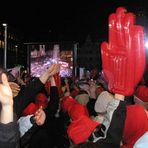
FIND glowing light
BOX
[2,23,7,27]
[145,41,148,48]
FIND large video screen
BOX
[29,42,74,78]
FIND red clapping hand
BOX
[101,7,146,96]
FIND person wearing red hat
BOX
[61,95,100,145]
[22,92,49,116]
[26,73,70,148]
[62,94,126,148]
[71,93,148,148]
[11,64,61,148]
[69,5,147,148]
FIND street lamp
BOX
[2,23,7,69]
[74,43,78,77]
[15,45,18,64]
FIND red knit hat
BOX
[122,105,148,147]
[35,93,48,109]
[134,85,148,102]
[68,104,89,121]
[67,115,100,144]
[22,103,38,116]
[61,96,77,112]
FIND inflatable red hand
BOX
[101,7,146,96]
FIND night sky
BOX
[0,0,148,44]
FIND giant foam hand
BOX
[101,7,146,96]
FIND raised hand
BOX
[101,7,146,96]
[0,73,13,106]
[39,64,60,84]
[0,73,14,123]
[34,106,46,126]
[46,64,60,77]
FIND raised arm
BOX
[0,73,19,148]
[0,73,13,123]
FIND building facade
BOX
[0,25,26,68]
[77,35,102,72]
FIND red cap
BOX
[22,103,38,116]
[61,96,77,112]
[69,104,89,121]
[35,93,48,109]
[123,105,148,147]
[67,115,100,144]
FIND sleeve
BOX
[93,100,126,148]
[14,78,44,118]
[20,124,39,147]
[45,86,60,119]
[0,121,20,148]
[18,115,34,137]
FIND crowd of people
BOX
[0,63,148,148]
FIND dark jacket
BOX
[0,121,20,148]
[13,78,44,118]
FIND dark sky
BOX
[0,0,148,43]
